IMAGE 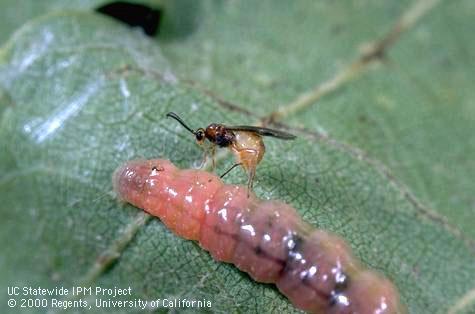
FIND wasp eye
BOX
[195,129,205,143]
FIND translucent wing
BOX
[226,125,296,140]
[225,125,296,140]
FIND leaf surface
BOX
[0,2,474,314]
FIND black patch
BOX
[288,234,304,254]
[300,271,310,285]
[215,134,227,147]
[96,1,162,36]
[215,133,234,147]
[328,272,350,307]
[329,293,338,307]
[334,272,350,293]
[254,246,262,256]
[280,233,304,275]
[151,165,164,172]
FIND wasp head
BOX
[195,128,206,144]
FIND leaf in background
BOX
[157,0,475,239]
[0,1,474,314]
[0,0,103,45]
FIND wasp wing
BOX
[226,125,296,140]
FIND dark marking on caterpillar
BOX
[334,272,350,292]
[151,165,164,172]
[113,159,406,314]
[211,219,287,268]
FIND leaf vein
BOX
[266,0,442,121]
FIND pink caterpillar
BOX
[113,159,404,314]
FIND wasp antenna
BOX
[166,112,196,135]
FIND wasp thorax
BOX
[205,124,235,147]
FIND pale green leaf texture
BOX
[0,2,474,314]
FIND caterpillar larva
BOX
[113,159,405,314]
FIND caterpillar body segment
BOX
[113,159,404,314]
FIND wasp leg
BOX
[210,145,216,172]
[246,167,256,197]
[220,163,242,179]
[230,146,260,197]
[198,148,208,169]
[239,149,259,197]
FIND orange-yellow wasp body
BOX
[166,112,295,192]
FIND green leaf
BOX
[0,0,103,45]
[1,2,474,314]
[158,0,475,239]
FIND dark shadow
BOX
[95,0,201,40]
[96,1,163,36]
